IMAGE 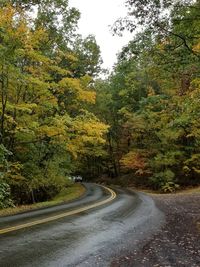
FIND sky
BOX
[68,0,133,70]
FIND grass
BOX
[0,183,86,217]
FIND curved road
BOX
[0,183,164,267]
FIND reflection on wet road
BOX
[0,183,164,267]
[0,185,116,235]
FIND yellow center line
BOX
[0,185,116,235]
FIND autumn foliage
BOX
[0,3,107,207]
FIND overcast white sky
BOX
[68,0,133,70]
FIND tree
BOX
[72,35,102,77]
[93,0,200,190]
[0,4,108,205]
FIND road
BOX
[0,183,164,267]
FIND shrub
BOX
[0,181,14,209]
[150,169,179,192]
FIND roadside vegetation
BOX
[0,0,200,210]
[0,1,107,209]
[0,183,85,217]
[94,0,200,192]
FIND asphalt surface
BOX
[0,183,164,267]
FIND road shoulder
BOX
[0,183,86,217]
[111,191,200,267]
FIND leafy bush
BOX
[161,182,180,193]
[0,181,14,209]
[150,169,179,192]
[0,144,12,172]
[0,145,14,208]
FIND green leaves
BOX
[96,0,199,190]
[0,181,14,209]
[0,4,107,205]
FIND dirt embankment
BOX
[111,191,200,267]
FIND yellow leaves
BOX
[55,50,77,62]
[0,5,15,27]
[37,119,67,140]
[49,65,71,76]
[0,4,108,180]
[26,28,48,50]
[28,112,109,160]
[46,96,58,107]
[59,77,96,104]
[193,41,200,53]
[4,113,15,122]
[156,43,165,52]
[66,113,109,158]
[38,125,62,138]
[119,89,128,97]
[66,143,78,159]
[155,38,171,52]
[80,75,92,86]
[28,77,50,91]
[73,117,108,141]
[0,5,49,67]
[156,41,166,52]
[36,116,70,143]
[147,86,156,96]
[78,90,96,104]
[0,5,29,46]
[59,77,79,90]
[6,162,25,183]
[12,103,37,114]
[182,165,191,175]
[191,78,200,91]
[32,112,108,159]
[26,50,51,66]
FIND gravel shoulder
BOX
[111,190,200,267]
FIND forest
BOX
[0,0,200,208]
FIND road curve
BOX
[0,185,116,235]
[0,183,164,267]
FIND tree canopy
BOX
[0,0,200,208]
[0,2,108,207]
[95,0,200,191]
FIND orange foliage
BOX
[120,151,148,174]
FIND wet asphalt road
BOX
[0,183,164,267]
